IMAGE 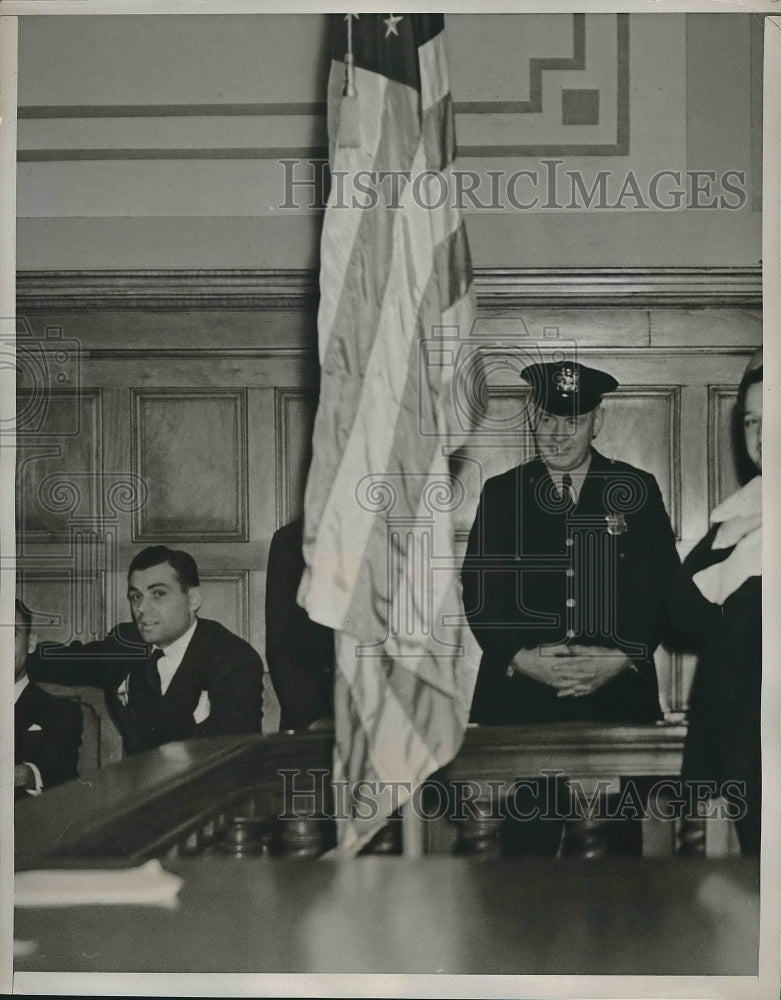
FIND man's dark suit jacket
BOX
[265,519,335,731]
[15,680,82,798]
[28,617,263,755]
[462,449,680,725]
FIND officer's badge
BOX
[553,365,579,396]
[605,512,628,536]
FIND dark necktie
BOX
[560,473,575,511]
[146,648,165,696]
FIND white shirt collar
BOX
[15,674,30,703]
[153,618,198,695]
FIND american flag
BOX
[298,12,482,853]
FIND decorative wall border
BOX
[16,267,763,312]
[459,13,629,157]
[16,14,629,160]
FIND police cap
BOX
[521,361,618,416]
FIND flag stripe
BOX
[341,234,474,635]
[318,71,459,369]
[317,65,394,352]
[334,638,440,784]
[419,31,450,111]
[304,129,466,633]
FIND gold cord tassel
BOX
[339,15,362,148]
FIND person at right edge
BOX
[667,352,763,855]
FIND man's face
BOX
[15,609,33,681]
[743,380,762,473]
[532,404,602,472]
[127,561,200,648]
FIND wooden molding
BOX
[131,388,249,543]
[474,267,762,309]
[16,266,763,312]
[708,384,742,513]
[274,387,317,529]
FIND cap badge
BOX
[554,365,579,396]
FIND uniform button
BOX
[566,629,576,639]
[566,568,575,577]
[565,537,574,547]
[566,598,576,607]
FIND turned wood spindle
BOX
[452,797,505,858]
[216,816,273,857]
[280,817,324,857]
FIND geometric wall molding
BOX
[16,266,763,312]
[708,385,742,512]
[600,385,682,540]
[16,16,629,160]
[15,388,103,542]
[274,387,317,529]
[199,569,250,641]
[131,388,249,543]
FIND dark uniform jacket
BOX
[28,617,263,755]
[265,519,335,731]
[15,680,83,798]
[463,449,680,724]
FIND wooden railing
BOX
[15,732,331,870]
[17,721,737,870]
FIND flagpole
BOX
[401,799,424,858]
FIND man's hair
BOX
[127,546,200,590]
[15,598,33,631]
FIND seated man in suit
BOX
[15,599,82,798]
[265,518,334,732]
[28,546,263,755]
[462,361,681,854]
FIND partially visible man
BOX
[265,519,334,732]
[28,546,263,755]
[14,599,82,798]
[462,361,680,853]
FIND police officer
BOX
[461,362,680,855]
[463,361,680,726]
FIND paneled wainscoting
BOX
[15,266,761,756]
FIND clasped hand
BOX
[14,764,35,790]
[506,643,632,697]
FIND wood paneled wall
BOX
[15,268,761,734]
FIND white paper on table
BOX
[15,858,184,908]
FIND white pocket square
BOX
[193,691,211,725]
[27,724,42,732]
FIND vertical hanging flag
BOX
[298,13,483,853]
